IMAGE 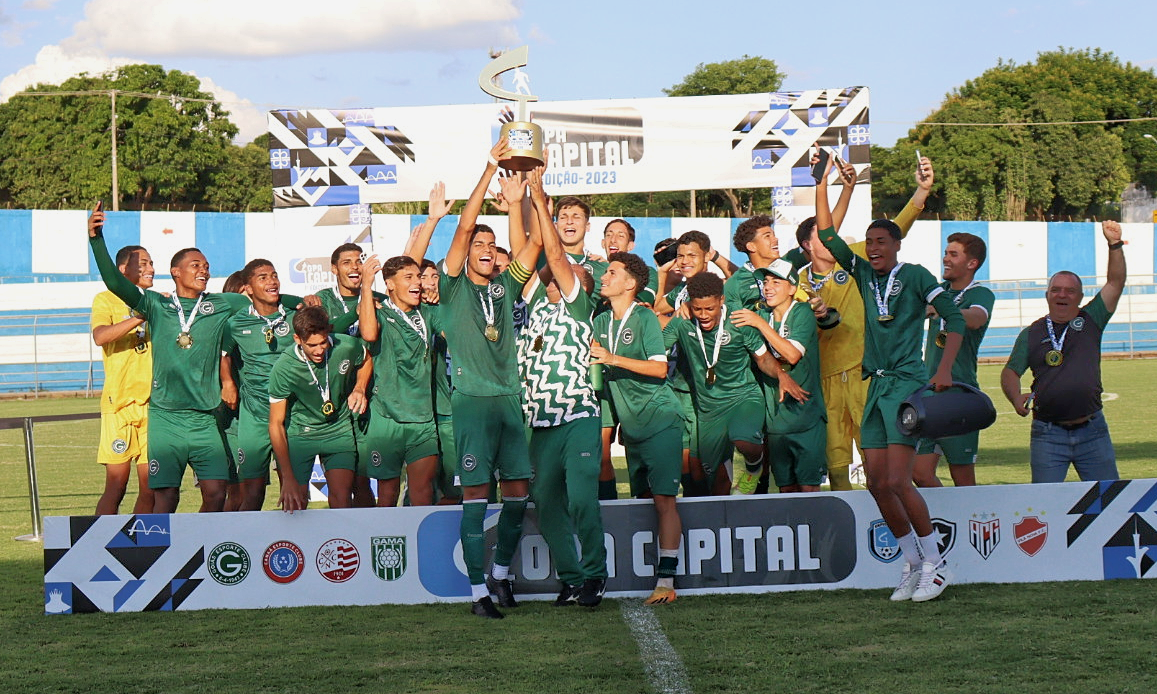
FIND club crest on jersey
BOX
[371,450,382,467]
[111,438,128,454]
[1071,316,1085,332]
[889,280,903,296]
[620,328,635,345]
[461,454,477,471]
[199,302,215,314]
[236,448,246,464]
[339,359,351,374]
[275,322,291,337]
[719,329,732,346]
[833,270,849,285]
[489,283,505,299]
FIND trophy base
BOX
[500,155,544,171]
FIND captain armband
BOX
[507,259,533,284]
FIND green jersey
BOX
[368,299,434,423]
[424,303,453,417]
[518,280,599,427]
[268,333,366,437]
[923,282,995,387]
[224,305,297,419]
[724,263,766,311]
[759,302,826,434]
[818,227,965,381]
[662,283,693,392]
[314,287,386,336]
[593,305,683,439]
[662,309,767,413]
[437,264,526,397]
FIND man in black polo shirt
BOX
[1001,220,1125,483]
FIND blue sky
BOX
[1,0,1154,147]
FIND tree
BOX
[0,64,238,209]
[872,48,1153,220]
[204,134,273,212]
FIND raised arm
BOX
[1099,220,1126,313]
[830,158,858,231]
[709,248,739,278]
[88,204,144,309]
[357,255,381,343]
[404,181,455,263]
[443,139,511,277]
[814,159,857,271]
[528,167,575,297]
[893,156,934,237]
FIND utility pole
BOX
[110,90,119,211]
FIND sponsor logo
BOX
[111,438,128,454]
[1014,515,1048,557]
[372,536,407,581]
[263,541,305,584]
[969,514,1000,560]
[289,257,337,287]
[208,542,251,585]
[489,283,506,299]
[316,538,360,583]
[147,459,159,475]
[833,270,849,285]
[868,518,901,562]
[461,454,477,472]
[371,450,382,467]
[199,302,215,314]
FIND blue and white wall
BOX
[1,209,1154,391]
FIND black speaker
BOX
[897,382,997,440]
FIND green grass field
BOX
[1,361,1156,693]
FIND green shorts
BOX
[236,401,274,481]
[696,396,766,478]
[768,420,828,487]
[286,430,357,485]
[916,430,979,465]
[359,413,439,480]
[212,403,240,478]
[599,392,618,428]
[623,422,683,498]
[436,416,460,497]
[451,392,532,487]
[675,388,698,452]
[147,407,232,489]
[861,376,923,449]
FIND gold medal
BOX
[935,330,947,348]
[322,400,335,416]
[134,339,147,354]
[176,331,193,349]
[485,324,499,342]
[533,335,543,352]
[877,315,894,323]
[264,328,273,344]
[706,366,716,386]
[1045,349,1064,367]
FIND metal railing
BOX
[0,312,98,396]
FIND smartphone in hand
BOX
[810,148,831,183]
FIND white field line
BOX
[619,599,693,694]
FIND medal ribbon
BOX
[1045,317,1069,354]
[295,343,331,407]
[478,284,496,330]
[250,304,287,335]
[607,302,637,355]
[172,293,206,336]
[330,287,352,314]
[745,261,766,299]
[695,305,727,373]
[806,264,830,294]
[533,299,563,350]
[384,297,429,351]
[871,262,905,318]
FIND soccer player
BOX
[316,243,376,336]
[654,230,737,315]
[1001,221,1126,483]
[593,252,685,604]
[787,156,934,491]
[220,259,298,511]
[814,160,964,603]
[267,306,371,511]
[91,238,154,516]
[913,233,994,487]
[355,254,440,506]
[438,139,542,619]
[87,207,307,513]
[732,261,827,493]
[217,270,248,512]
[518,168,608,607]
[662,272,787,495]
[725,214,780,310]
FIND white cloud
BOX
[67,0,521,58]
[192,73,266,144]
[0,44,133,100]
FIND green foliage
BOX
[203,142,273,212]
[0,64,239,210]
[873,48,1155,220]
[662,54,786,98]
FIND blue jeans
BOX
[1029,411,1118,483]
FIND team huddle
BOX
[88,137,1127,616]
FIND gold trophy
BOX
[479,45,544,171]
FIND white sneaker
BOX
[889,564,920,601]
[912,560,951,602]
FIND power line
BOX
[903,116,1157,127]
